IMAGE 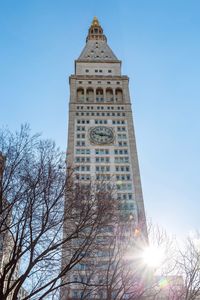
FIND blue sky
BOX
[0,0,200,238]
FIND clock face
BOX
[89,126,114,145]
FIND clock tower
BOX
[67,17,147,232]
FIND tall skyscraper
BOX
[63,17,148,299]
[67,17,146,232]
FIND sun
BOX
[142,245,164,268]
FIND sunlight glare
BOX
[142,245,164,268]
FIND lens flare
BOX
[159,277,168,288]
[142,245,164,268]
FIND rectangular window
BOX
[127,184,132,190]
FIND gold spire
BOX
[86,17,107,42]
[92,16,99,27]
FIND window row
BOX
[85,69,112,73]
[116,174,131,181]
[96,157,110,163]
[75,174,91,181]
[76,119,127,126]
[75,156,130,164]
[76,141,85,146]
[77,126,85,131]
[75,165,90,172]
[117,134,127,140]
[116,166,130,172]
[96,174,110,181]
[115,157,129,163]
[96,165,110,172]
[78,81,121,85]
[74,158,109,164]
[77,119,108,125]
[77,105,125,110]
[75,157,90,163]
[76,112,126,117]
[117,183,132,190]
[76,133,85,139]
[75,173,131,182]
[114,149,128,155]
[112,120,126,125]
[118,141,128,147]
[76,145,129,151]
[76,149,128,156]
[95,119,107,124]
[117,127,127,132]
[77,120,90,124]
[117,193,133,200]
[75,149,90,155]
[74,166,130,173]
[75,167,131,174]
[95,149,109,155]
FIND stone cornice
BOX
[69,74,129,81]
[75,60,121,64]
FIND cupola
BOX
[86,17,107,42]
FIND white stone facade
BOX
[62,17,147,300]
[67,19,146,230]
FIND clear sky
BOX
[0,0,200,238]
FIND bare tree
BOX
[68,219,180,300]
[2,125,199,300]
[0,125,116,300]
[170,232,200,300]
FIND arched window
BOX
[115,88,123,102]
[96,88,104,102]
[77,88,84,102]
[106,88,113,102]
[86,88,94,102]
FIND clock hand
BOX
[93,131,112,138]
[96,132,104,136]
[101,133,112,137]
